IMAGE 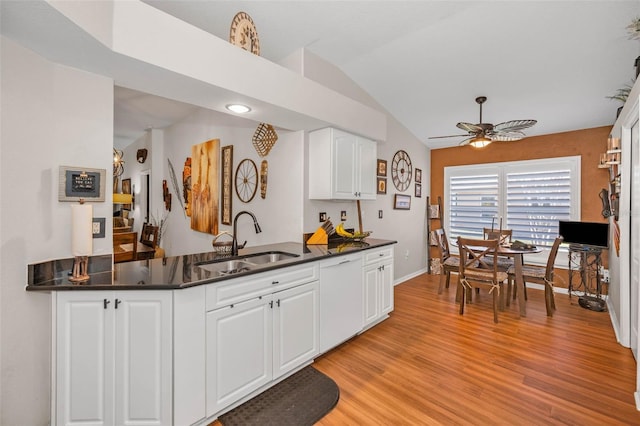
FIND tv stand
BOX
[567,244,606,311]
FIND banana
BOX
[336,223,354,238]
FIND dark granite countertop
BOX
[27,239,396,291]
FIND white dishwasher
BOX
[318,252,363,353]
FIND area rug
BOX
[218,366,339,426]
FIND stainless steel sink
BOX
[243,251,299,264]
[195,251,299,276]
[197,259,254,275]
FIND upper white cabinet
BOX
[54,291,172,426]
[309,128,377,200]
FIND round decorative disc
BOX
[229,12,260,55]
[391,150,412,192]
[235,159,258,203]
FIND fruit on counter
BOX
[336,223,354,238]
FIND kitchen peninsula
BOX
[28,239,395,426]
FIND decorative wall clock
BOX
[391,150,412,192]
[235,158,258,203]
[229,12,260,55]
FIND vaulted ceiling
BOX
[5,1,640,149]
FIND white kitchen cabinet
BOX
[206,296,273,416]
[54,291,172,426]
[309,127,377,200]
[273,281,319,379]
[362,247,395,329]
[205,274,319,417]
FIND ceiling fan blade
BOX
[493,119,537,132]
[490,131,526,142]
[428,134,470,139]
[456,122,483,133]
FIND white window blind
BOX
[445,157,580,263]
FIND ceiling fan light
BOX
[469,135,492,148]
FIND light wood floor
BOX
[313,273,640,425]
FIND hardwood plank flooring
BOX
[313,273,640,425]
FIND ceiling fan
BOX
[429,96,537,148]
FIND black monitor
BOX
[558,220,609,249]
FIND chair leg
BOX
[544,284,556,316]
[506,277,513,307]
[492,288,499,323]
[459,286,466,315]
[438,271,447,294]
[445,271,451,289]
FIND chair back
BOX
[140,223,159,249]
[457,237,500,276]
[483,228,512,245]
[434,228,451,260]
[113,231,137,263]
[545,236,564,281]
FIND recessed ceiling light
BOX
[226,104,251,114]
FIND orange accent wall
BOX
[430,126,613,286]
[430,126,611,223]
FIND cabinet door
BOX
[114,291,172,426]
[206,297,273,416]
[332,130,358,199]
[55,292,115,426]
[357,137,377,199]
[362,263,380,327]
[380,260,394,316]
[273,282,319,379]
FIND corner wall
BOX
[0,37,113,425]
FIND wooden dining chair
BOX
[434,228,462,294]
[140,223,159,249]
[507,236,563,317]
[113,231,138,263]
[482,228,514,272]
[457,236,508,323]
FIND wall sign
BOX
[58,166,106,202]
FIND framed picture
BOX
[221,145,233,225]
[415,168,422,183]
[58,166,106,202]
[122,178,132,210]
[394,193,411,210]
[377,177,387,194]
[377,159,387,177]
[415,183,422,198]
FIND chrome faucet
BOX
[231,211,262,256]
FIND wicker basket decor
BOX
[252,123,278,157]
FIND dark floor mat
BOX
[218,366,340,426]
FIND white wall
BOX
[294,50,431,281]
[0,37,113,425]
[159,109,304,256]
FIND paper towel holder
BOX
[69,199,91,283]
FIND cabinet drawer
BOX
[206,263,318,311]
[363,246,394,265]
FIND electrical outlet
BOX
[341,210,347,221]
[404,249,410,260]
[378,210,383,219]
[92,222,101,234]
[319,212,327,222]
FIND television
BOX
[558,220,609,249]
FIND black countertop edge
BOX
[26,239,397,291]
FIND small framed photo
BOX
[377,177,387,194]
[122,178,132,210]
[415,183,422,198]
[415,168,422,183]
[377,159,387,177]
[394,193,411,210]
[58,166,106,202]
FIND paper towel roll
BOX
[71,204,93,256]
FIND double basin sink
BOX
[195,251,299,276]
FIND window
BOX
[445,157,580,264]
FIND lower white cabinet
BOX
[363,247,394,328]
[206,281,319,417]
[54,291,172,426]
